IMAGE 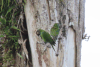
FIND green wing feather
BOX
[39,29,55,45]
[39,29,55,51]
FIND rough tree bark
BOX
[25,0,85,67]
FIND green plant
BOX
[0,0,25,66]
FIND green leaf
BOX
[17,53,23,59]
[5,6,15,17]
[0,0,2,5]
[8,0,10,6]
[11,26,21,31]
[8,19,12,22]
[14,0,17,4]
[0,18,6,24]
[24,0,26,3]
[0,35,4,37]
[0,0,3,11]
[8,35,19,38]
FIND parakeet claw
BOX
[37,42,45,45]
[41,48,47,54]
[41,46,48,54]
[46,43,51,48]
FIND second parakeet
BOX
[36,29,55,51]
[50,23,60,41]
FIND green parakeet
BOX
[50,23,60,41]
[36,29,55,51]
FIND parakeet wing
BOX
[42,31,55,51]
[40,29,55,45]
[38,29,55,51]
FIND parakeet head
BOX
[54,23,59,26]
[53,23,59,29]
[36,29,44,36]
[36,29,40,36]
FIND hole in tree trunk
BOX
[20,15,32,66]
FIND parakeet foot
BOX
[41,46,48,54]
[42,48,47,54]
[37,42,45,45]
[41,43,51,54]
[46,43,51,48]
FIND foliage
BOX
[17,53,23,59]
[0,0,26,66]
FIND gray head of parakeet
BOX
[36,29,40,36]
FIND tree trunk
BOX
[24,0,85,67]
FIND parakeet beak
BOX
[36,30,40,36]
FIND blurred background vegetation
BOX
[0,0,26,66]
